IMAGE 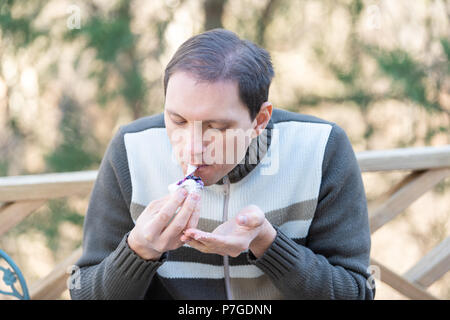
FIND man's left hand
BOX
[180,204,276,258]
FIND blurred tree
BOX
[65,0,146,119]
[0,0,449,300]
[0,0,448,170]
[44,94,100,172]
[0,0,49,174]
[289,0,450,149]
[203,0,227,30]
[255,0,280,46]
[6,198,84,253]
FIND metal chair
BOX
[0,249,30,300]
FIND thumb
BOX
[236,205,265,228]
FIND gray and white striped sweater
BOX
[70,108,375,300]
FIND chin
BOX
[202,177,222,186]
[196,171,223,187]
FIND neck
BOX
[215,117,273,185]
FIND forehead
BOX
[165,71,249,121]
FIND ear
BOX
[251,102,273,139]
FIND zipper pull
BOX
[223,175,230,195]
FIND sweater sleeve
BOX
[247,124,375,300]
[69,127,166,300]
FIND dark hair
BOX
[163,29,274,121]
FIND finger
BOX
[184,228,210,240]
[235,205,265,229]
[185,239,213,254]
[180,233,191,242]
[136,195,172,226]
[185,200,201,230]
[163,192,200,238]
[146,194,171,217]
[182,231,244,257]
[184,237,231,256]
[152,188,188,232]
[184,229,227,245]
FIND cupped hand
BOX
[180,205,267,257]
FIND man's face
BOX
[164,71,258,186]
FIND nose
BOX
[183,121,205,165]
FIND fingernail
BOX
[191,192,200,201]
[177,188,188,200]
[237,215,247,225]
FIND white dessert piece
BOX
[168,164,204,194]
[168,178,202,194]
[186,164,197,175]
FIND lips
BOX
[194,164,212,175]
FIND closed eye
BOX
[209,126,228,131]
[172,119,227,131]
[172,119,186,126]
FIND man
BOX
[70,29,375,300]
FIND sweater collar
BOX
[215,117,274,185]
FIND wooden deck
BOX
[1,145,449,299]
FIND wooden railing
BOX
[0,145,449,299]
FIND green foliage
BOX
[370,48,432,109]
[349,0,364,19]
[45,141,99,173]
[0,1,46,48]
[65,15,135,63]
[64,0,147,118]
[363,122,374,140]
[440,38,450,71]
[122,65,147,108]
[0,160,8,176]
[425,126,449,144]
[301,1,449,150]
[44,96,100,172]
[8,199,84,252]
[433,178,450,195]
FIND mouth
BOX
[195,164,211,173]
[184,164,210,175]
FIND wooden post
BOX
[403,237,450,288]
[370,258,438,300]
[29,247,82,300]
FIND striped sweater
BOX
[70,108,375,300]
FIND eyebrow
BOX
[166,109,236,125]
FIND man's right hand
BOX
[127,188,201,260]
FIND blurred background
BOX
[0,0,449,299]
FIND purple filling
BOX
[176,174,204,188]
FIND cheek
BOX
[167,127,188,160]
[223,132,252,164]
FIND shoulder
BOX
[101,113,166,204]
[271,107,349,150]
[271,108,355,172]
[119,112,165,135]
[271,108,335,127]
[107,112,165,154]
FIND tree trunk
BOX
[203,0,227,30]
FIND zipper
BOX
[222,174,233,300]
